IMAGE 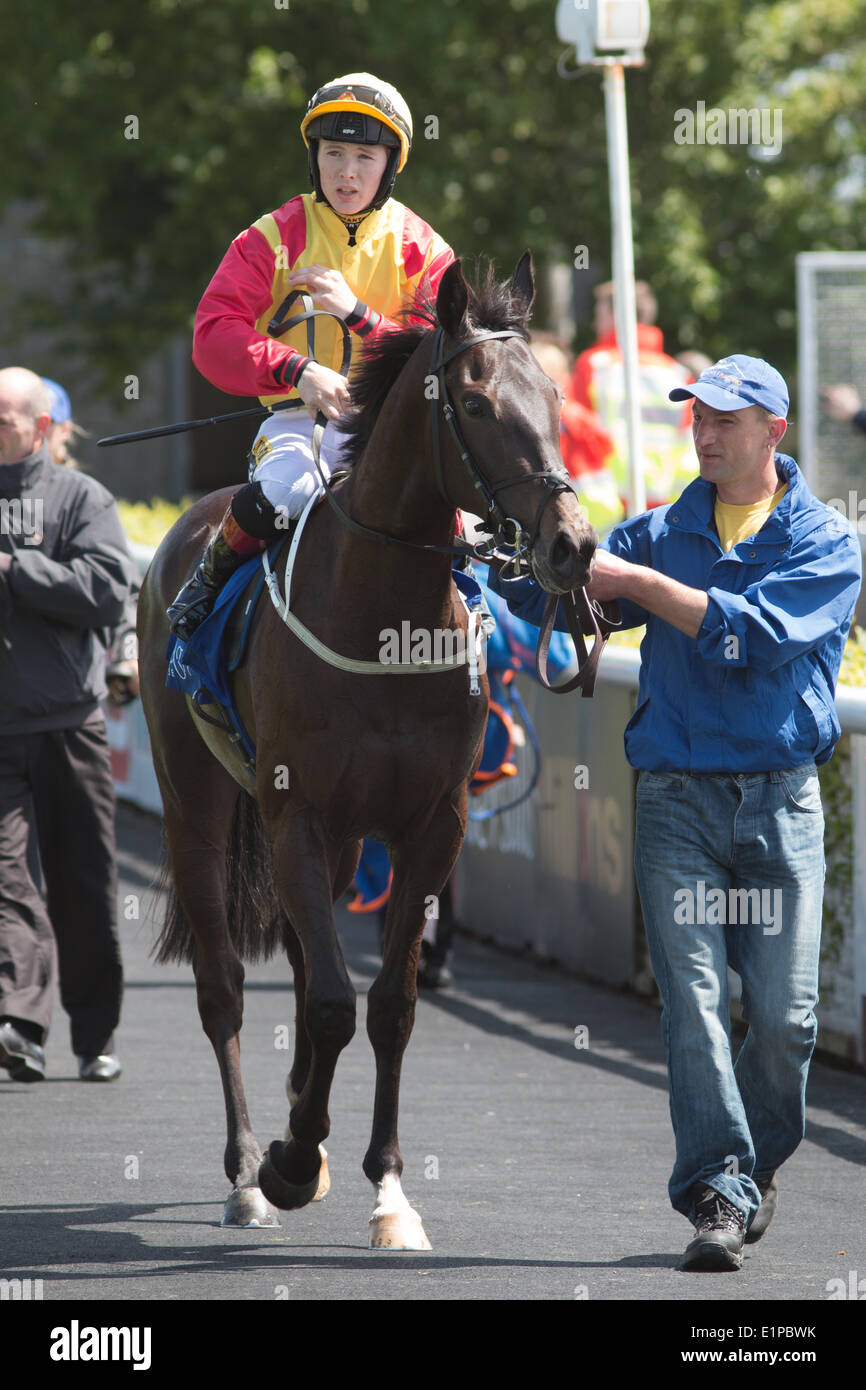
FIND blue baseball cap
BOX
[669,354,789,418]
[42,378,71,424]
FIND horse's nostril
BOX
[550,534,572,572]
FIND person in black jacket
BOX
[40,375,141,705]
[0,367,138,1083]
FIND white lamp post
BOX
[556,0,650,517]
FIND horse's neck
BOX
[322,342,460,627]
[346,341,455,551]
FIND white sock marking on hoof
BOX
[368,1174,432,1250]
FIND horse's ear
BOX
[511,250,536,319]
[436,258,471,339]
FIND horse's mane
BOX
[339,259,530,469]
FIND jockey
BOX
[168,73,455,640]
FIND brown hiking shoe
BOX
[682,1185,746,1271]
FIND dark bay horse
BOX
[137,253,597,1248]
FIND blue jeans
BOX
[634,764,825,1225]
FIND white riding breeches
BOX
[250,412,352,520]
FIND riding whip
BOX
[96,290,348,448]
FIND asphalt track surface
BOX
[2,803,864,1358]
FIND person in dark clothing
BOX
[0,367,138,1083]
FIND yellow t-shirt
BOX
[714,483,788,553]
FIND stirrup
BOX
[167,586,217,642]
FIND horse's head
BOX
[433,253,597,593]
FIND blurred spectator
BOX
[822,384,866,435]
[569,280,698,532]
[529,332,617,485]
[676,351,714,380]
[0,367,138,1085]
[42,377,88,469]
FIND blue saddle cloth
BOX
[165,545,283,769]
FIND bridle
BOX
[427,326,577,578]
[268,291,620,694]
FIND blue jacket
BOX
[488,454,862,772]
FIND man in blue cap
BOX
[42,377,85,470]
[489,354,861,1271]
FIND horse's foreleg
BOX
[280,911,332,1200]
[363,805,464,1251]
[257,816,357,1212]
[281,912,311,1107]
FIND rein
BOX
[535,587,620,698]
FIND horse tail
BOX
[153,791,284,965]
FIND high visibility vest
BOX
[570,328,698,531]
[558,399,621,534]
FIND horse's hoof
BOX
[369,1212,432,1250]
[368,1175,432,1250]
[258,1141,321,1211]
[220,1185,280,1228]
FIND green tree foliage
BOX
[2,0,865,392]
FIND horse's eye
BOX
[462,396,485,418]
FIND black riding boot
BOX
[167,513,258,643]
